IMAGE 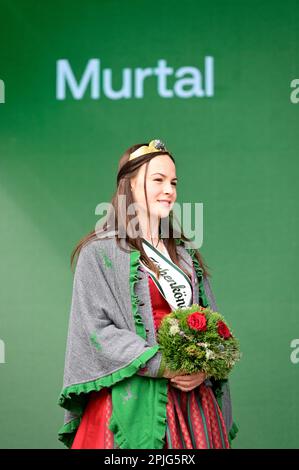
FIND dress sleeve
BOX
[136,352,166,378]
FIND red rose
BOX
[217,320,231,339]
[187,312,207,331]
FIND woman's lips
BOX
[157,200,171,207]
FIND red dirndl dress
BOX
[71,273,230,449]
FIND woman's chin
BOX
[156,208,172,218]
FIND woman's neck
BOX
[138,214,160,243]
[143,237,166,254]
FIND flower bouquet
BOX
[157,305,241,380]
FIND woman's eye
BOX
[154,179,177,186]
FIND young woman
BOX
[58,139,238,449]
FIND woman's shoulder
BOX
[79,235,118,256]
[79,236,200,268]
[78,235,132,266]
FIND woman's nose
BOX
[163,182,175,194]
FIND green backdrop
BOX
[0,0,298,449]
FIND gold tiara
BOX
[129,139,168,161]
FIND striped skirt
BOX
[71,382,230,449]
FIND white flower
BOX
[197,342,209,348]
[169,325,180,336]
[206,349,216,360]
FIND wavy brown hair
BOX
[70,142,211,280]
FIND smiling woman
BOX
[58,139,238,449]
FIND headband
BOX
[129,139,168,161]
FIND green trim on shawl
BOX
[109,375,168,449]
[58,417,81,448]
[58,346,159,448]
[107,250,169,449]
[228,421,239,447]
[130,250,147,340]
[58,346,159,413]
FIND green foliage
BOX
[157,305,241,380]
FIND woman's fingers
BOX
[171,372,206,383]
[172,383,195,392]
[171,372,207,391]
[171,376,194,383]
[163,368,188,379]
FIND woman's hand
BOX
[170,371,207,392]
[162,368,185,379]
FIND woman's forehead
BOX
[147,155,176,174]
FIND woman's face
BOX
[130,155,177,219]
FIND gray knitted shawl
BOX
[58,237,238,448]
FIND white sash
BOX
[140,238,193,310]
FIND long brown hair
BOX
[70,142,211,279]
